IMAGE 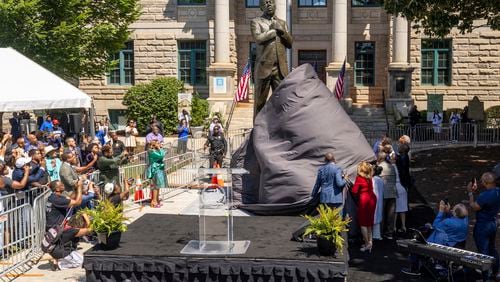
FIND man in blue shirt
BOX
[402,202,469,277]
[24,134,41,153]
[311,152,347,209]
[468,172,500,279]
[39,115,54,133]
[427,202,468,246]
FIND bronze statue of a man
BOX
[251,0,293,118]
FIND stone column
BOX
[208,0,236,117]
[275,0,287,22]
[387,15,414,115]
[326,0,351,110]
[214,0,230,64]
[392,15,408,66]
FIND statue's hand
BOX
[275,28,284,36]
[271,21,284,35]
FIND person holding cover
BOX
[147,140,167,208]
[351,162,376,253]
[311,152,347,210]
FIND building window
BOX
[178,41,207,86]
[298,0,327,7]
[246,0,260,7]
[298,50,327,83]
[421,39,451,86]
[354,42,375,86]
[352,0,380,7]
[108,41,134,85]
[177,0,206,5]
[108,109,127,130]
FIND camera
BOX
[83,180,90,193]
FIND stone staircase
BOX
[227,101,254,131]
[348,104,394,140]
[226,100,392,141]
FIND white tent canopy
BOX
[0,48,92,112]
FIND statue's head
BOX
[260,0,276,16]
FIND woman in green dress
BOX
[146,140,167,207]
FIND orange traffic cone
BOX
[211,163,219,185]
[217,174,224,187]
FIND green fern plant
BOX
[79,200,129,236]
[303,205,351,254]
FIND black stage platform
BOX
[84,214,348,282]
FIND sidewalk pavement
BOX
[16,188,248,282]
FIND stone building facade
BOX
[80,0,500,125]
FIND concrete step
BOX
[352,103,384,109]
[235,102,254,108]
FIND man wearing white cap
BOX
[11,156,46,190]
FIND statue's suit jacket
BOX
[251,16,293,79]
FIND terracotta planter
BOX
[97,231,122,250]
[316,236,337,256]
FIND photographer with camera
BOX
[426,201,468,247]
[97,144,129,187]
[467,172,500,280]
[401,201,468,277]
[45,180,91,271]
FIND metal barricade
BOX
[0,203,34,277]
[128,151,148,165]
[228,130,251,155]
[120,152,199,209]
[365,122,500,148]
[87,170,101,184]
[0,186,50,278]
[31,189,51,256]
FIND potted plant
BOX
[303,204,350,256]
[81,200,128,250]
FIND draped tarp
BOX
[231,63,375,215]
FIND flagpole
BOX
[226,59,251,131]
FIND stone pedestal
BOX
[387,64,414,116]
[207,63,236,116]
[326,62,353,114]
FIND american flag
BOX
[236,62,251,102]
[334,58,346,100]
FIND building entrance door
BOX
[298,50,327,83]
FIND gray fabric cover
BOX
[232,63,375,215]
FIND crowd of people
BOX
[0,111,185,271]
[311,134,500,280]
[312,135,411,252]
[0,109,235,270]
[408,104,476,142]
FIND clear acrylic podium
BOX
[180,168,250,255]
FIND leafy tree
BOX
[190,93,209,127]
[122,77,183,134]
[383,0,500,37]
[0,0,141,81]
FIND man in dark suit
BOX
[251,0,293,118]
[9,112,21,140]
